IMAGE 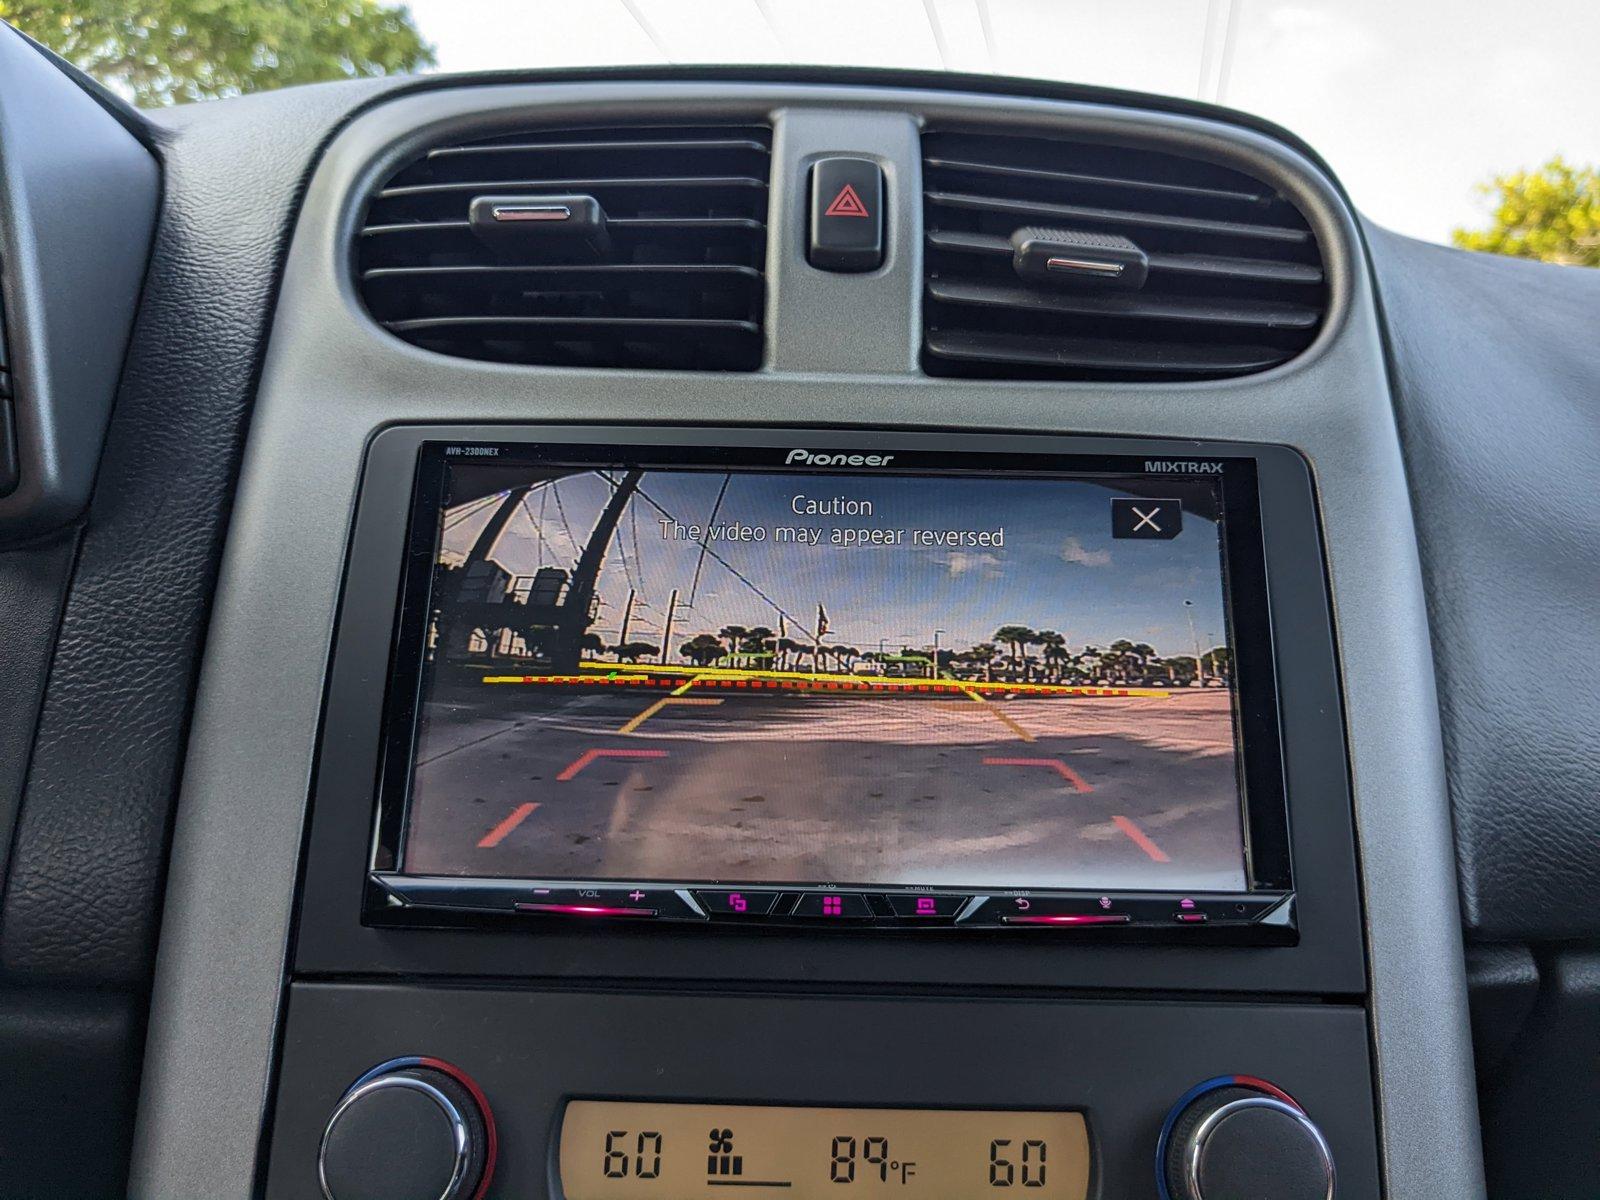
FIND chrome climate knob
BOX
[318,1059,495,1200]
[1159,1078,1334,1200]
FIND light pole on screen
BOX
[1183,598,1206,686]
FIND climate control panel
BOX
[268,985,1378,1198]
[315,1064,1335,1200]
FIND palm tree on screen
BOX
[1133,642,1157,683]
[969,642,1000,682]
[1036,630,1067,682]
[1107,639,1137,683]
[993,625,1035,680]
[612,642,660,663]
[777,637,807,671]
[681,634,724,666]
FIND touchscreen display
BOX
[395,454,1249,892]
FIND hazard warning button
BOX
[808,157,884,272]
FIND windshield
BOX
[7,0,1596,257]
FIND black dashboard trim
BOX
[361,436,1294,942]
[292,424,1360,993]
[0,22,159,543]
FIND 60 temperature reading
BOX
[602,1131,663,1180]
[987,1139,1048,1188]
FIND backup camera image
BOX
[400,460,1248,892]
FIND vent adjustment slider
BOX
[1011,226,1148,290]
[468,193,611,259]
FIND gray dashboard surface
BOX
[1366,223,1600,944]
[130,78,1482,1200]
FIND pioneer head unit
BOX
[364,433,1295,942]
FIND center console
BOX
[267,426,1372,1199]
[131,77,1481,1200]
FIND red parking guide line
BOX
[556,747,668,782]
[477,802,539,848]
[981,756,1094,794]
[1113,815,1171,862]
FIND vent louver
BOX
[921,130,1327,381]
[357,125,771,371]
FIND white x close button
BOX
[1111,497,1183,540]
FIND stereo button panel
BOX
[374,874,1293,938]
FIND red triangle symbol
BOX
[824,183,870,218]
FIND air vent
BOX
[921,130,1327,381]
[357,125,771,371]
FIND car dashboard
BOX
[1,32,1597,1200]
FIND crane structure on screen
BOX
[436,469,643,674]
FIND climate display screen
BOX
[391,447,1254,894]
[558,1101,1090,1200]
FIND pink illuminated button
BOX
[693,890,779,917]
[884,894,969,918]
[792,892,872,919]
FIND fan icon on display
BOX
[708,1129,743,1178]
